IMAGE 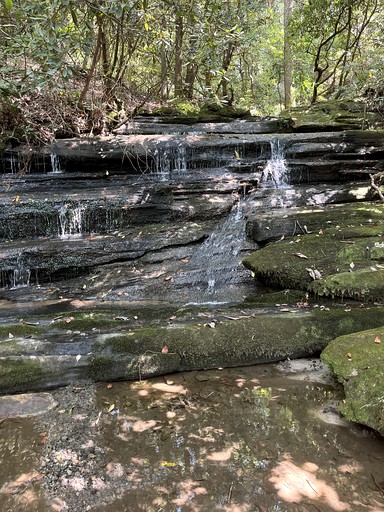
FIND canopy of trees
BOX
[0,0,383,140]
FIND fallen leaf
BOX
[107,384,113,389]
[164,275,173,281]
[161,461,176,467]
[347,352,352,359]
[161,344,169,353]
[108,404,115,412]
[206,321,216,328]
[350,261,355,269]
[180,259,189,263]
[306,268,322,280]
[374,336,381,344]
[8,333,14,339]
[65,316,75,324]
[293,252,308,259]
[75,354,81,362]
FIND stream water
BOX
[1,364,384,512]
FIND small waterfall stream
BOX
[50,147,63,174]
[153,140,187,176]
[260,137,288,188]
[58,204,85,238]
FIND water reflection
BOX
[93,365,384,512]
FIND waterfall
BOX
[11,267,31,289]
[10,153,20,174]
[58,204,85,238]
[260,138,288,188]
[50,147,63,174]
[183,200,253,304]
[153,141,187,176]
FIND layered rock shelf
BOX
[0,115,384,427]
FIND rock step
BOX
[0,222,211,288]
[2,132,383,183]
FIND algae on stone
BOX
[321,327,384,435]
[243,202,384,302]
[0,358,44,393]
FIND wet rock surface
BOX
[0,393,57,418]
[1,119,384,511]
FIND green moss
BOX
[96,307,384,371]
[0,324,44,339]
[88,355,113,381]
[283,101,381,130]
[321,327,384,434]
[0,358,44,391]
[243,206,384,302]
[311,268,384,302]
[371,243,384,261]
[52,312,130,331]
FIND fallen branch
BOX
[369,172,384,202]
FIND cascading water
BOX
[260,138,288,188]
[50,148,63,174]
[182,198,256,304]
[10,153,20,174]
[153,141,187,176]
[58,204,85,238]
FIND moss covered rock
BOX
[243,203,384,302]
[321,327,384,435]
[283,100,384,132]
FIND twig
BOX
[370,172,384,202]
[371,473,384,496]
[227,483,234,503]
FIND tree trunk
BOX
[283,0,293,108]
[78,18,103,108]
[174,13,184,97]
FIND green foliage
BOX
[0,0,383,141]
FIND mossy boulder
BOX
[0,305,383,393]
[283,100,384,132]
[89,307,384,381]
[243,203,384,302]
[321,327,384,435]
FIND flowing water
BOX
[260,138,288,188]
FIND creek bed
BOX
[1,362,384,511]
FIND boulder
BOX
[243,202,384,302]
[321,327,384,435]
[0,306,383,394]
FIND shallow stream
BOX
[1,362,384,512]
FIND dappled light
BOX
[268,456,350,510]
[151,382,188,394]
[206,445,238,462]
